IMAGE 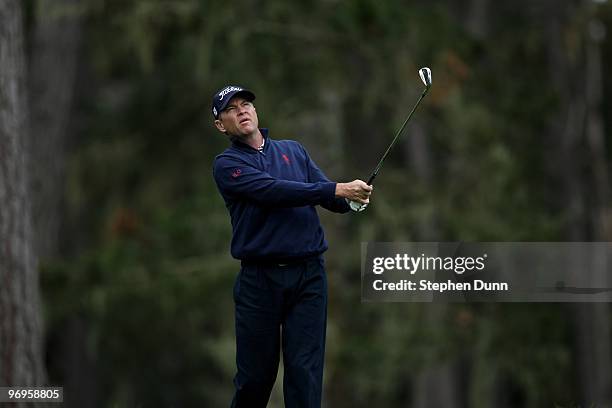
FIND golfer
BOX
[212,85,372,407]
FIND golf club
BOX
[349,67,432,212]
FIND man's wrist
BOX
[335,183,346,199]
[321,182,337,203]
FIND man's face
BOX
[214,96,259,138]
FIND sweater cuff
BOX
[320,182,337,203]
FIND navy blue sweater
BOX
[213,129,350,262]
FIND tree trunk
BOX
[403,122,438,239]
[573,6,612,407]
[28,0,81,261]
[466,0,489,39]
[26,2,100,407]
[0,0,46,392]
[584,15,611,240]
[544,1,612,406]
[412,302,466,408]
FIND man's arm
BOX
[301,144,372,213]
[214,155,338,208]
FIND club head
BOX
[419,67,432,88]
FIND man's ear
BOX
[214,119,226,133]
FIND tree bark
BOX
[0,0,46,392]
[26,2,100,407]
[28,0,81,261]
[573,6,612,407]
[544,1,612,406]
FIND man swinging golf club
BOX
[213,67,430,407]
[212,85,372,408]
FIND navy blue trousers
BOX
[230,256,327,408]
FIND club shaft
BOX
[367,87,429,185]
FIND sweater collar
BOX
[230,128,269,154]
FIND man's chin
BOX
[229,128,257,139]
[240,123,257,133]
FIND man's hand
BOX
[335,180,373,205]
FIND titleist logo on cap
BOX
[212,85,255,119]
[218,86,243,101]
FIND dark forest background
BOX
[2,0,612,406]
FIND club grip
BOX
[366,173,376,185]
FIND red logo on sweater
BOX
[282,154,290,164]
[231,169,242,178]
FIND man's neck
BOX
[234,129,263,150]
